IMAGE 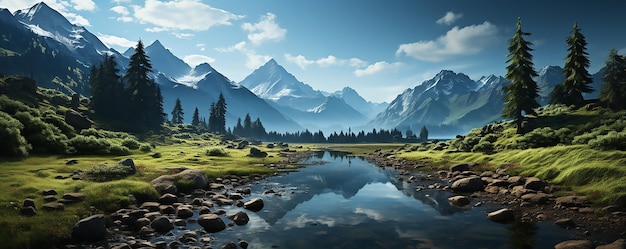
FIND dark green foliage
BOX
[206,147,228,157]
[551,23,593,106]
[42,111,75,138]
[66,135,112,155]
[13,111,68,154]
[599,49,626,110]
[0,111,30,156]
[89,54,124,119]
[589,131,626,150]
[122,40,165,131]
[208,93,227,133]
[503,18,540,134]
[191,107,201,127]
[139,144,152,152]
[170,98,184,124]
[121,138,141,150]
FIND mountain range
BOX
[0,2,609,137]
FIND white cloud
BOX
[354,208,384,221]
[284,54,367,69]
[196,43,205,51]
[173,32,194,39]
[183,54,215,67]
[619,48,626,55]
[242,12,286,44]
[436,11,462,25]
[216,41,271,69]
[110,6,129,15]
[70,0,96,11]
[396,21,498,62]
[65,13,91,26]
[112,0,131,3]
[133,0,243,31]
[98,33,136,49]
[0,1,93,26]
[354,61,403,76]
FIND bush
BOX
[589,131,626,150]
[206,147,228,157]
[13,111,68,154]
[139,144,152,152]
[42,112,75,138]
[67,135,112,155]
[472,141,494,153]
[0,111,30,156]
[109,144,130,156]
[85,163,133,182]
[121,138,141,150]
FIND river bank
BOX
[366,147,626,248]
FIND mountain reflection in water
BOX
[183,151,574,249]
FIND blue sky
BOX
[1,0,625,102]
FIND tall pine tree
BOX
[551,23,593,106]
[599,49,626,109]
[89,54,123,119]
[171,98,184,124]
[123,40,164,130]
[191,107,201,127]
[502,18,540,134]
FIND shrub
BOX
[121,138,141,150]
[109,144,130,156]
[472,141,494,153]
[206,147,228,157]
[42,112,75,138]
[139,144,152,152]
[67,135,111,155]
[85,163,133,182]
[589,131,626,151]
[0,111,30,156]
[13,111,68,154]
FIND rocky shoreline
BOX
[367,148,626,248]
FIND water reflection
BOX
[183,151,575,248]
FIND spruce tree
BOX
[89,54,123,119]
[214,93,227,134]
[243,113,252,137]
[191,107,200,127]
[552,23,593,106]
[419,126,428,142]
[502,18,540,134]
[599,49,626,109]
[123,40,164,130]
[233,118,243,136]
[171,98,184,124]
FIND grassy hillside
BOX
[399,104,626,206]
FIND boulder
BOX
[248,147,268,158]
[449,163,470,172]
[150,175,178,195]
[62,193,86,203]
[140,202,161,212]
[22,198,36,209]
[117,158,136,175]
[150,169,209,195]
[487,208,515,223]
[20,206,36,216]
[72,214,106,242]
[198,214,226,233]
[243,198,264,212]
[451,176,484,192]
[236,141,249,149]
[150,216,173,233]
[158,193,178,205]
[597,239,626,249]
[556,196,588,207]
[64,109,92,131]
[42,189,58,196]
[553,240,593,249]
[227,211,250,225]
[555,218,576,229]
[176,206,194,219]
[42,203,64,211]
[448,196,470,206]
[524,177,546,191]
[520,193,549,204]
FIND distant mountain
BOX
[144,40,191,78]
[368,70,509,137]
[240,59,376,133]
[331,87,388,118]
[14,2,108,66]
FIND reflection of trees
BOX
[507,221,537,249]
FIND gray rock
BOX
[451,176,484,192]
[150,216,173,233]
[118,158,136,175]
[175,169,210,190]
[553,240,593,249]
[62,193,86,203]
[198,214,226,233]
[72,214,106,242]
[221,242,238,249]
[22,198,35,209]
[158,193,178,205]
[601,205,622,213]
[140,202,161,212]
[524,177,546,191]
[42,203,64,211]
[227,211,250,225]
[243,198,264,212]
[239,240,249,249]
[449,163,470,172]
[150,175,177,195]
[520,193,549,204]
[44,195,57,202]
[42,189,58,196]
[487,208,515,223]
[64,109,92,130]
[448,196,470,206]
[20,206,36,216]
[596,239,626,249]
[556,196,588,207]
[176,206,194,219]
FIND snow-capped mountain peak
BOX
[240,58,322,100]
[424,70,477,95]
[145,40,191,78]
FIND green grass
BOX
[0,137,300,248]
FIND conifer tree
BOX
[243,113,252,137]
[123,40,164,130]
[502,18,540,134]
[419,126,428,142]
[89,54,123,118]
[171,98,184,124]
[191,107,200,127]
[599,49,626,109]
[233,118,243,136]
[551,23,593,106]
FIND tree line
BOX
[503,18,626,134]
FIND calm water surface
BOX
[159,151,575,249]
